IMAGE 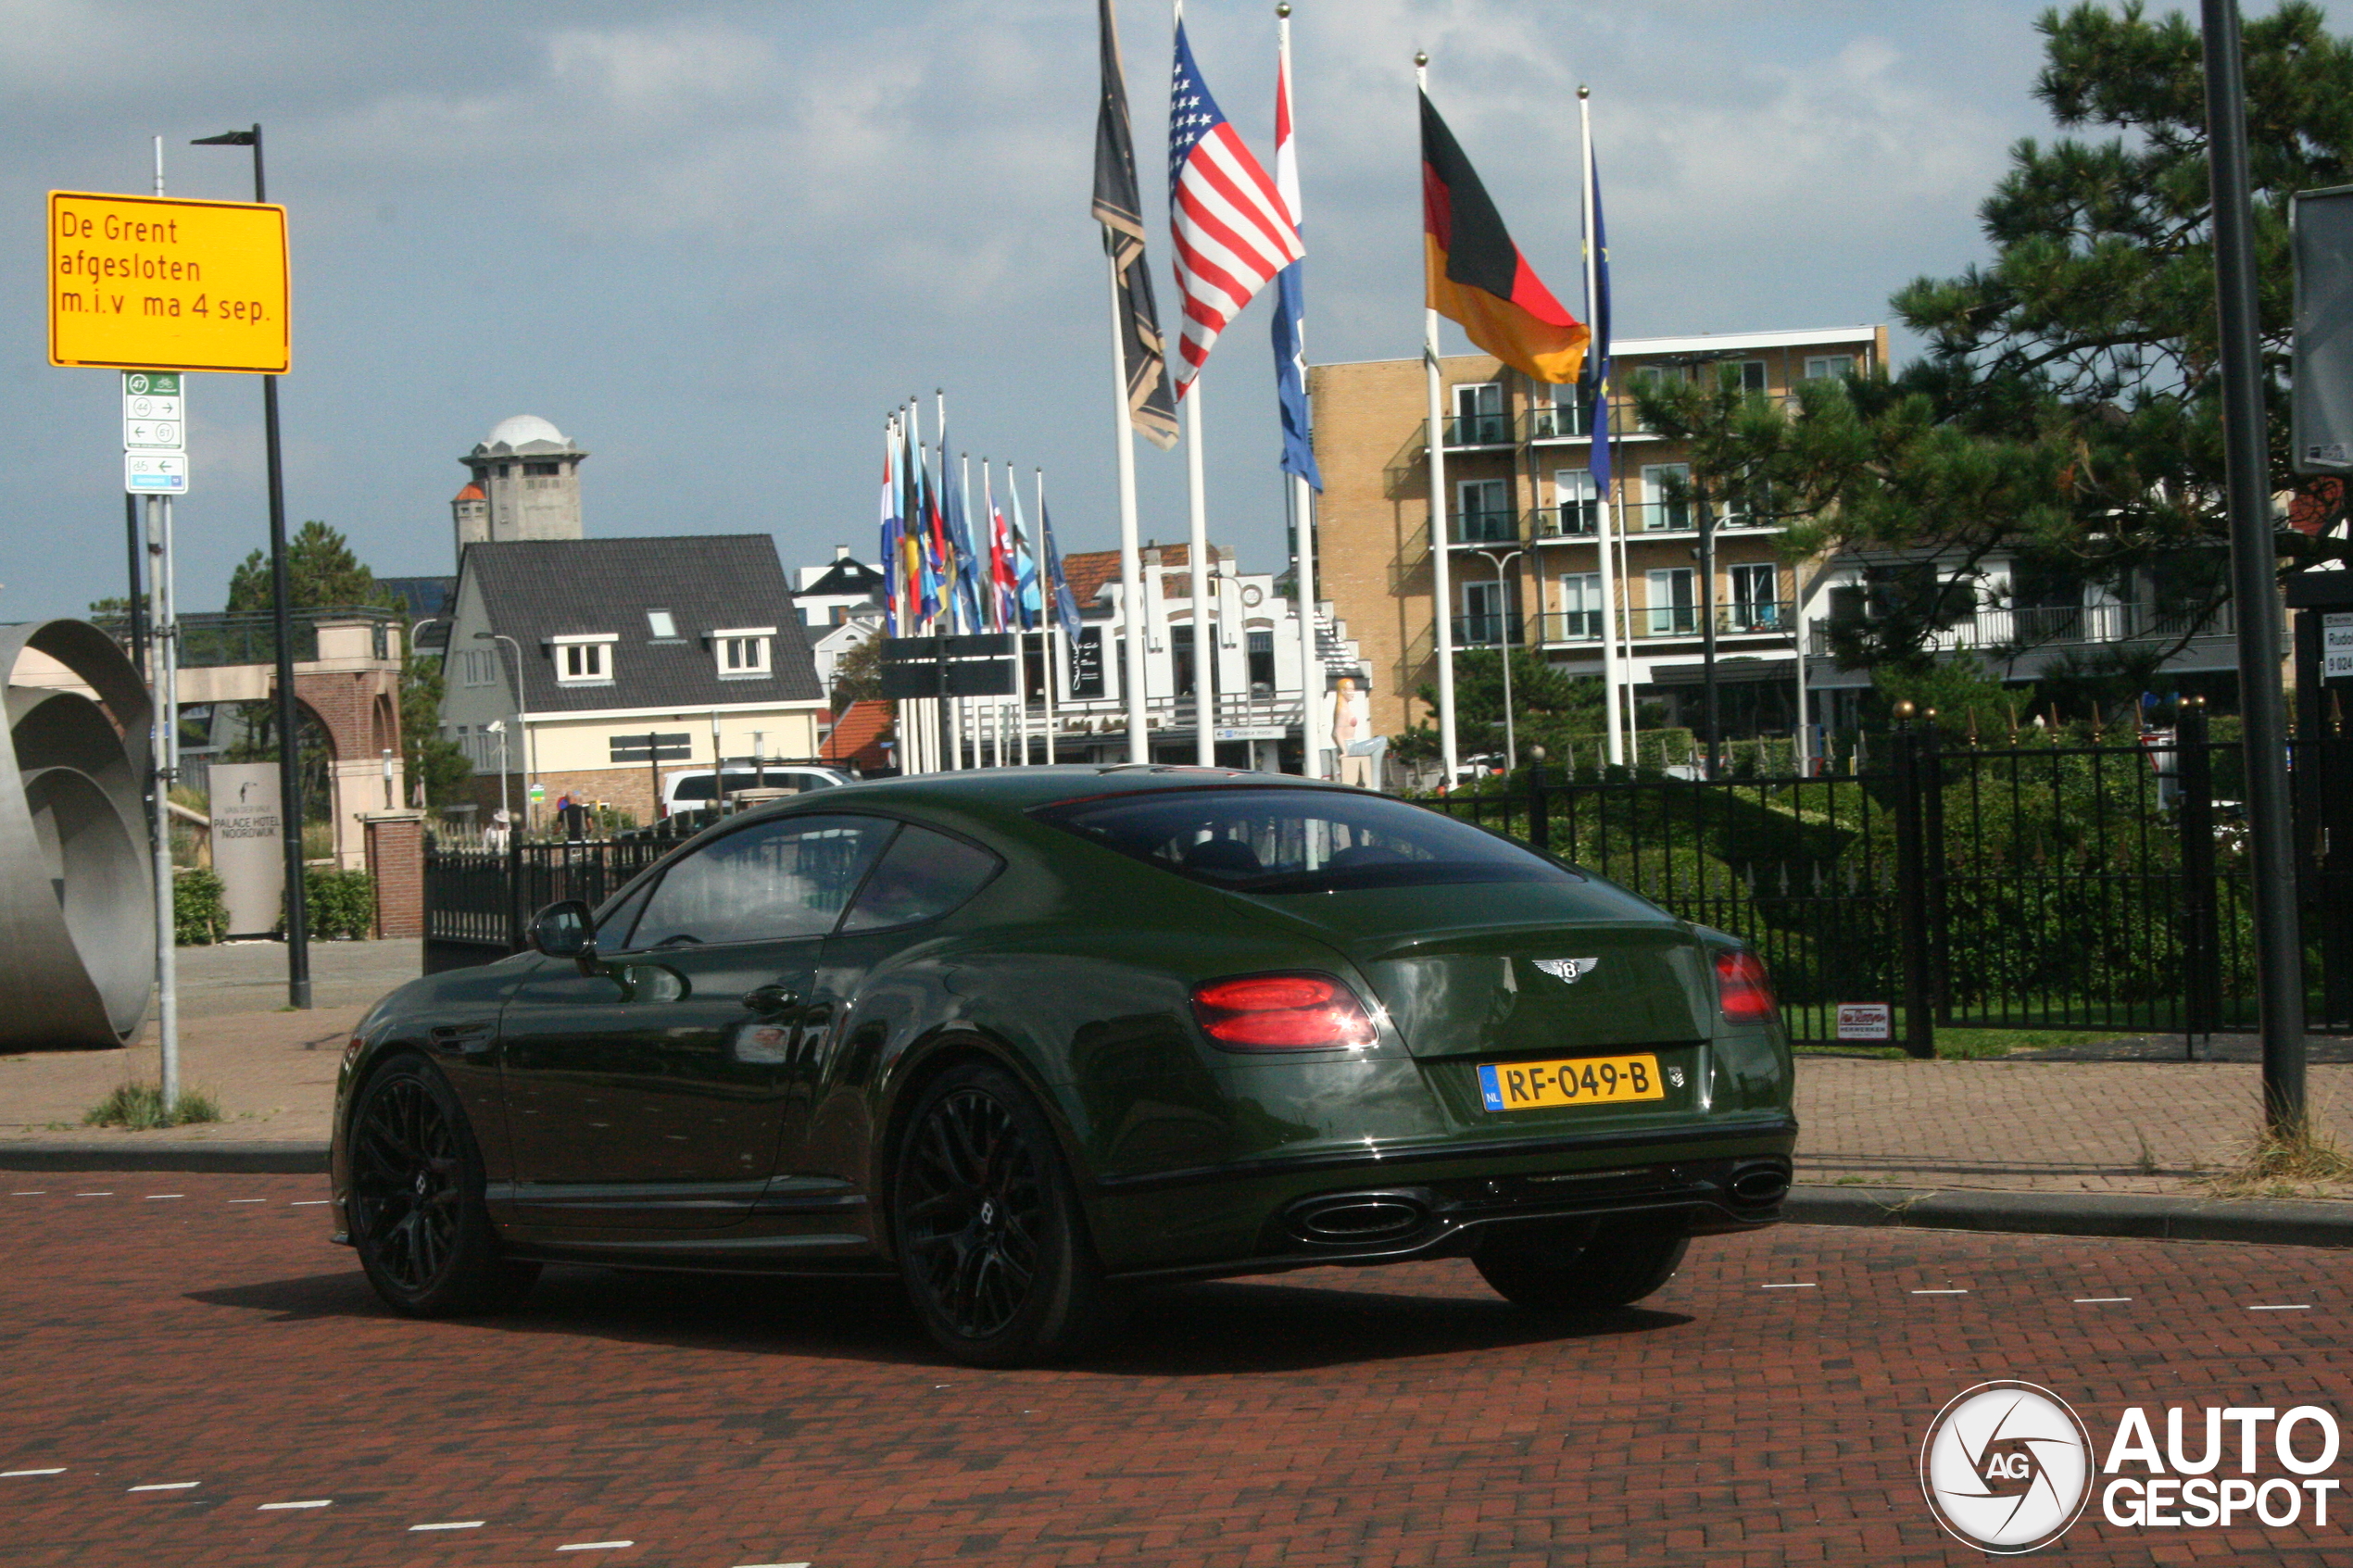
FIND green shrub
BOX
[173,867,226,946]
[286,868,376,940]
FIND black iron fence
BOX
[423,835,677,973]
[1425,708,2350,1050]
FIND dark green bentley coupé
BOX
[331,768,1795,1364]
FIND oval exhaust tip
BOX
[1289,1194,1428,1244]
[1728,1164,1791,1206]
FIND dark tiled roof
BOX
[801,557,886,599]
[460,535,821,714]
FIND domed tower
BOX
[456,415,587,558]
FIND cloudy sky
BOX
[5,0,2073,618]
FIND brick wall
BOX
[360,812,424,939]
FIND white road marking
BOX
[409,1522,486,1532]
[228,1198,267,1204]
[288,1199,331,1207]
[2250,1304,2312,1311]
[2,1469,65,1477]
[9,1191,46,1196]
[734,1562,813,1567]
[1911,1289,1969,1295]
[557,1542,634,1552]
[128,1482,200,1492]
[258,1499,332,1511]
[74,1192,113,1198]
[1759,1282,1817,1289]
[144,1194,183,1200]
[2074,1297,2133,1303]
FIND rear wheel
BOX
[1475,1218,1688,1311]
[347,1055,536,1317]
[892,1063,1121,1367]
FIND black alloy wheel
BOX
[893,1063,1120,1366]
[1474,1217,1689,1312]
[348,1056,536,1317]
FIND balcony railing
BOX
[1807,600,2238,658]
[1530,503,1599,538]
[1533,600,1798,646]
[1525,401,1593,441]
[1442,411,1513,448]
[1450,508,1521,545]
[1453,611,1529,647]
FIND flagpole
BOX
[1005,461,1030,766]
[1277,4,1324,781]
[1419,66,1460,788]
[1579,85,1624,771]
[1102,248,1151,763]
[1183,383,1216,764]
[1038,467,1058,764]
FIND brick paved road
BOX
[3,1175,2348,1566]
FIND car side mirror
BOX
[528,899,599,972]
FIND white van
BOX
[659,765,851,817]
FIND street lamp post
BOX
[478,633,531,834]
[484,721,510,842]
[191,121,308,1009]
[1469,546,1525,771]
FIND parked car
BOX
[330,768,1794,1365]
[659,764,849,817]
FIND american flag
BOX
[1168,14,1301,395]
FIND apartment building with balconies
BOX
[1309,325,1885,740]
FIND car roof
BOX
[736,765,1353,822]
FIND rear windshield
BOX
[1038,786,1576,895]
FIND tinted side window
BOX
[840,825,1001,933]
[628,815,893,948]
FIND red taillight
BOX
[1191,973,1378,1051]
[1715,949,1776,1024]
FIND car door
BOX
[782,822,1005,1229]
[497,812,894,1228]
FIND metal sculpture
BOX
[0,621,154,1047]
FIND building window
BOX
[1729,563,1780,631]
[1804,355,1855,382]
[713,627,775,677]
[1459,579,1508,646]
[1450,381,1507,445]
[1729,358,1768,393]
[459,648,497,687]
[1645,569,1697,635]
[1246,630,1275,693]
[646,609,677,639]
[524,461,560,476]
[497,463,511,478]
[1642,464,1692,532]
[1552,470,1598,536]
[1454,478,1514,544]
[555,640,612,684]
[1556,573,1602,641]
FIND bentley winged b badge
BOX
[1531,957,1602,985]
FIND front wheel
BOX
[1475,1218,1689,1311]
[891,1063,1122,1367]
[347,1055,537,1317]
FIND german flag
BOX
[1421,91,1588,385]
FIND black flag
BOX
[1092,0,1179,451]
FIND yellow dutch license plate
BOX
[1478,1054,1665,1112]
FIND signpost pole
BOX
[2201,0,2305,1129]
[145,494,178,1104]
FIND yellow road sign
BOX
[48,191,289,374]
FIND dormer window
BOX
[713,626,774,678]
[552,633,617,684]
[646,609,678,639]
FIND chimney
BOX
[834,545,849,559]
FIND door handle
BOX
[741,985,800,1013]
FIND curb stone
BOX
[0,1141,326,1174]
[1785,1184,2353,1250]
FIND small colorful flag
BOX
[878,429,901,637]
[1094,0,1180,449]
[1587,146,1614,493]
[1269,19,1320,489]
[1421,89,1588,384]
[1168,9,1302,395]
[1007,467,1042,631]
[1042,493,1082,645]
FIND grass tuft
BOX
[2205,1118,2353,1198]
[82,1082,223,1131]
